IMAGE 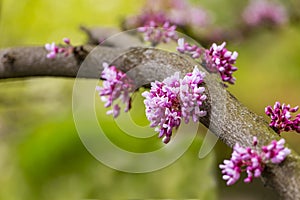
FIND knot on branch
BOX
[1,52,15,69]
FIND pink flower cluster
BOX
[265,102,300,134]
[177,38,203,59]
[96,63,134,118]
[262,139,292,164]
[177,38,238,85]
[138,21,178,46]
[220,137,290,186]
[242,0,288,27]
[45,38,73,59]
[205,42,238,84]
[142,66,207,143]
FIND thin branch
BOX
[0,45,299,199]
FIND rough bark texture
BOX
[0,45,299,199]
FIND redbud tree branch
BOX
[0,43,299,199]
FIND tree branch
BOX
[0,45,124,79]
[0,45,299,199]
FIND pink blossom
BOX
[142,72,181,143]
[176,38,238,85]
[205,42,238,84]
[142,66,206,143]
[176,38,203,59]
[220,137,290,186]
[219,159,241,186]
[45,42,58,59]
[96,63,134,118]
[63,37,70,45]
[220,142,264,185]
[45,38,73,59]
[138,21,178,46]
[265,102,300,134]
[262,138,291,164]
[180,66,207,123]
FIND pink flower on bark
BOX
[242,0,288,27]
[220,141,264,185]
[177,38,238,85]
[177,38,203,59]
[205,42,238,84]
[265,102,300,134]
[45,42,59,59]
[45,38,73,59]
[142,66,206,143]
[96,63,134,118]
[138,21,178,46]
[262,138,291,164]
[142,72,182,144]
[220,137,290,186]
[219,159,241,186]
[180,67,207,123]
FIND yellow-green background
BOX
[0,0,299,199]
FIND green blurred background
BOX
[0,0,299,199]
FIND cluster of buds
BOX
[177,38,203,59]
[177,38,238,85]
[265,102,300,134]
[220,137,290,186]
[96,63,134,118]
[142,66,207,143]
[137,21,178,46]
[45,38,73,59]
[205,42,238,84]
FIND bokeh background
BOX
[0,0,299,199]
